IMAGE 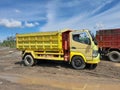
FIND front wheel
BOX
[108,51,120,62]
[71,56,86,70]
[23,55,35,66]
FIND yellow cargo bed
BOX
[16,31,63,51]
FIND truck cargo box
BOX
[96,29,120,48]
[16,31,63,51]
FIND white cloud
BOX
[0,19,22,28]
[46,0,58,23]
[0,19,39,28]
[95,23,105,29]
[0,1,47,21]
[14,9,21,13]
[34,22,39,26]
[25,22,34,27]
[39,0,87,31]
[24,21,39,27]
[39,0,120,33]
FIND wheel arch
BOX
[107,48,120,56]
[22,50,35,60]
[70,52,87,63]
[109,48,120,53]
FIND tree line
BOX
[0,36,16,48]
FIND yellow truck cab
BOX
[16,29,100,69]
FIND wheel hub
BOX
[112,53,119,60]
[75,59,82,67]
[26,57,31,64]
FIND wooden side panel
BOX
[96,29,120,48]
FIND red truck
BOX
[96,28,120,62]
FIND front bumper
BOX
[86,54,100,64]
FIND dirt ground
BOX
[0,47,120,90]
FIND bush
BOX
[0,36,16,48]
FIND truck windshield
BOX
[72,32,91,45]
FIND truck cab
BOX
[69,30,100,69]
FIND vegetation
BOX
[0,36,16,48]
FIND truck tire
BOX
[23,55,35,66]
[71,56,86,70]
[108,51,120,62]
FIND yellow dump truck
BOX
[16,29,100,69]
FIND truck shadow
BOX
[36,60,72,69]
[15,60,72,69]
[100,56,110,61]
[15,60,97,70]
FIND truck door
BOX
[70,31,92,60]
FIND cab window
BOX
[72,32,91,45]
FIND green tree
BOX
[0,36,16,48]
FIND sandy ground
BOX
[0,47,120,90]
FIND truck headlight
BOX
[93,50,98,57]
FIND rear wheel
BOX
[108,51,120,62]
[71,56,86,70]
[23,55,35,66]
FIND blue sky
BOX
[0,0,120,41]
